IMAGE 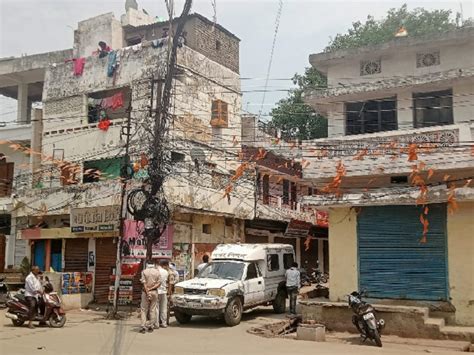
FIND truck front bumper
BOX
[172,294,227,313]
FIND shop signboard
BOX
[70,206,120,233]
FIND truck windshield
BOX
[198,262,244,280]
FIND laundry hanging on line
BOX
[107,50,118,77]
[64,57,86,76]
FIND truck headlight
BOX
[174,287,184,295]
[207,288,225,297]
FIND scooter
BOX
[0,277,8,308]
[5,277,66,328]
[347,290,385,347]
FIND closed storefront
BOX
[95,238,117,303]
[358,204,448,301]
[64,238,88,272]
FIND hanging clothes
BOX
[101,92,124,111]
[107,51,118,77]
[98,119,111,131]
[65,57,86,76]
[73,58,86,76]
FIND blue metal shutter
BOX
[358,204,448,301]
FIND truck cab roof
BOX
[211,243,294,262]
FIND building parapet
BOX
[305,68,474,103]
[302,123,473,179]
[301,185,474,208]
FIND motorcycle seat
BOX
[14,293,29,305]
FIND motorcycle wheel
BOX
[49,313,66,328]
[373,329,382,347]
[12,319,24,327]
[320,275,328,284]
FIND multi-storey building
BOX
[302,28,474,326]
[0,9,251,306]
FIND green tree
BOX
[270,4,471,140]
[270,67,328,141]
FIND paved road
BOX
[0,308,468,355]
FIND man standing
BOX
[285,262,300,315]
[25,266,43,329]
[156,260,169,328]
[196,254,209,274]
[140,263,161,334]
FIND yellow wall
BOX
[328,207,358,301]
[447,201,474,325]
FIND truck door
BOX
[243,262,265,305]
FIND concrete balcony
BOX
[256,196,316,224]
[302,123,474,180]
[12,180,122,217]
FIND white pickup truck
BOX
[172,243,295,326]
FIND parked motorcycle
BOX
[347,290,385,347]
[310,261,328,285]
[5,277,66,328]
[0,277,8,308]
[300,268,312,287]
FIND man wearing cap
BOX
[139,262,161,333]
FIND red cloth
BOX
[73,58,86,76]
[101,92,124,111]
[111,92,123,110]
[65,57,86,76]
[98,119,111,131]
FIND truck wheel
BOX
[174,310,192,324]
[273,289,286,314]
[224,297,242,326]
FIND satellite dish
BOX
[190,148,206,162]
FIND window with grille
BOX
[210,99,228,128]
[345,97,397,135]
[413,89,453,128]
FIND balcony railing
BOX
[302,123,473,179]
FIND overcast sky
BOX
[0,0,472,120]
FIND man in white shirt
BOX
[155,260,169,328]
[196,254,209,275]
[24,266,43,329]
[285,262,300,315]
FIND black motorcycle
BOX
[347,290,385,347]
[300,268,312,287]
[0,277,8,308]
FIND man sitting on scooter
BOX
[24,266,43,329]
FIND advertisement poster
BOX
[122,220,173,259]
[61,272,93,294]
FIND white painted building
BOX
[301,28,474,326]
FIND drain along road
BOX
[0,308,468,355]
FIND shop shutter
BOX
[358,204,448,301]
[95,238,117,303]
[64,239,88,272]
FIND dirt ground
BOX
[0,307,470,355]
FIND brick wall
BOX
[192,16,239,73]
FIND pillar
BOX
[44,239,51,272]
[318,239,324,273]
[295,238,301,266]
[30,108,43,187]
[17,83,29,124]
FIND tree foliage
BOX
[270,67,328,141]
[270,4,472,140]
[325,4,471,52]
